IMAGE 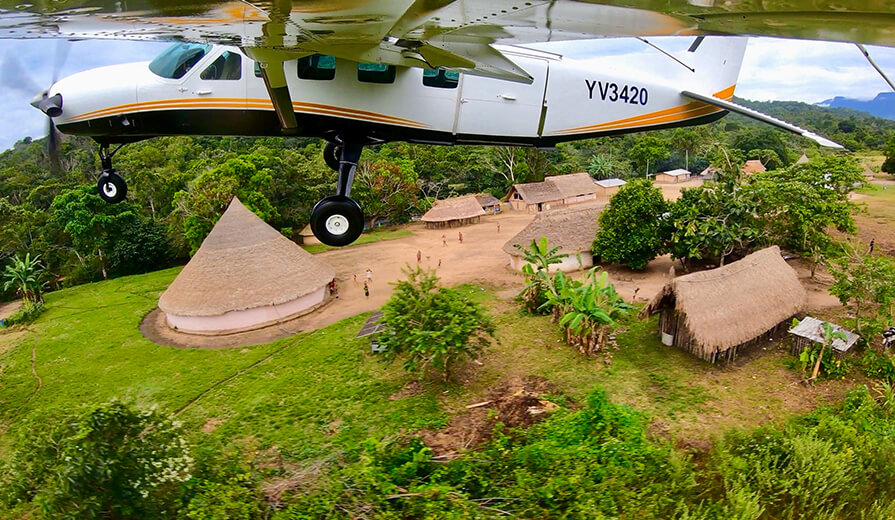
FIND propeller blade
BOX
[0,52,42,95]
[47,118,61,174]
[51,39,71,84]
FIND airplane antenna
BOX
[856,43,895,92]
[636,37,695,73]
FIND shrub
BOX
[3,299,45,326]
[593,179,669,270]
[1,402,192,519]
[862,349,895,381]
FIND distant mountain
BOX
[817,92,895,120]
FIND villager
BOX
[363,281,370,298]
[497,222,501,233]
[417,250,422,262]
[365,268,373,284]
[441,234,447,246]
[870,239,875,253]
[458,231,464,243]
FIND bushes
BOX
[593,179,669,270]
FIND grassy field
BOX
[302,228,412,253]
[0,264,860,465]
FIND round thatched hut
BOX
[421,195,487,229]
[159,198,335,335]
[503,205,602,272]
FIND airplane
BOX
[4,1,893,247]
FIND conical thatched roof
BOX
[159,198,335,317]
[643,246,805,355]
[741,159,766,174]
[421,195,487,222]
[503,204,602,256]
[796,153,810,164]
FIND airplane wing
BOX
[680,91,845,149]
[2,1,895,82]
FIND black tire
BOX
[97,170,127,203]
[323,142,342,172]
[310,195,364,247]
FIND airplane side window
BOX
[422,68,459,89]
[297,54,336,80]
[357,62,396,84]
[254,61,263,78]
[200,51,242,80]
[149,43,212,79]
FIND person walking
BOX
[363,281,370,298]
[458,230,463,244]
[365,267,373,285]
[497,222,501,233]
[417,249,422,263]
[441,234,447,247]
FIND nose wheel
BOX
[310,139,366,247]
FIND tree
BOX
[172,153,277,254]
[1,402,192,519]
[379,266,494,380]
[593,179,669,270]
[586,153,633,180]
[883,132,895,174]
[667,182,763,268]
[2,253,45,303]
[746,148,783,170]
[829,244,895,338]
[628,136,669,176]
[352,157,420,227]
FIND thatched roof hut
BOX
[796,153,810,164]
[503,204,602,272]
[506,172,598,212]
[159,198,335,335]
[741,159,766,175]
[421,195,487,228]
[547,172,599,203]
[474,193,501,213]
[642,246,806,363]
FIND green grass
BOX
[303,228,413,254]
[0,268,859,463]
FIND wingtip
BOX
[803,132,845,149]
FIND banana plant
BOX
[2,253,46,304]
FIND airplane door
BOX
[189,49,247,105]
[456,58,548,139]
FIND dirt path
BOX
[0,300,22,322]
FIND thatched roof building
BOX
[421,195,487,228]
[159,198,335,335]
[742,159,766,175]
[503,204,602,272]
[474,193,501,213]
[796,153,810,164]
[642,246,806,363]
[506,172,598,212]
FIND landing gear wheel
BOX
[323,142,342,172]
[310,195,364,247]
[97,170,127,203]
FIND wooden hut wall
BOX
[660,309,795,364]
[424,216,481,229]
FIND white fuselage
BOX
[51,40,744,147]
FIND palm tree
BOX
[2,254,45,304]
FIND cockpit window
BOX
[423,68,459,89]
[200,51,242,80]
[149,43,212,79]
[297,54,336,80]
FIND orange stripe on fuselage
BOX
[553,84,735,135]
[68,97,427,128]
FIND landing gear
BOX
[96,144,127,204]
[310,140,365,247]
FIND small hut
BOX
[159,198,335,335]
[298,224,320,246]
[862,164,875,179]
[796,153,810,164]
[741,159,766,175]
[506,180,564,212]
[474,193,501,213]
[547,172,599,205]
[789,317,859,356]
[421,195,487,229]
[503,205,602,272]
[594,178,626,199]
[654,168,691,183]
[642,246,806,363]
[697,166,720,181]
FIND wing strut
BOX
[856,43,895,93]
[681,91,844,149]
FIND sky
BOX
[1,36,895,151]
